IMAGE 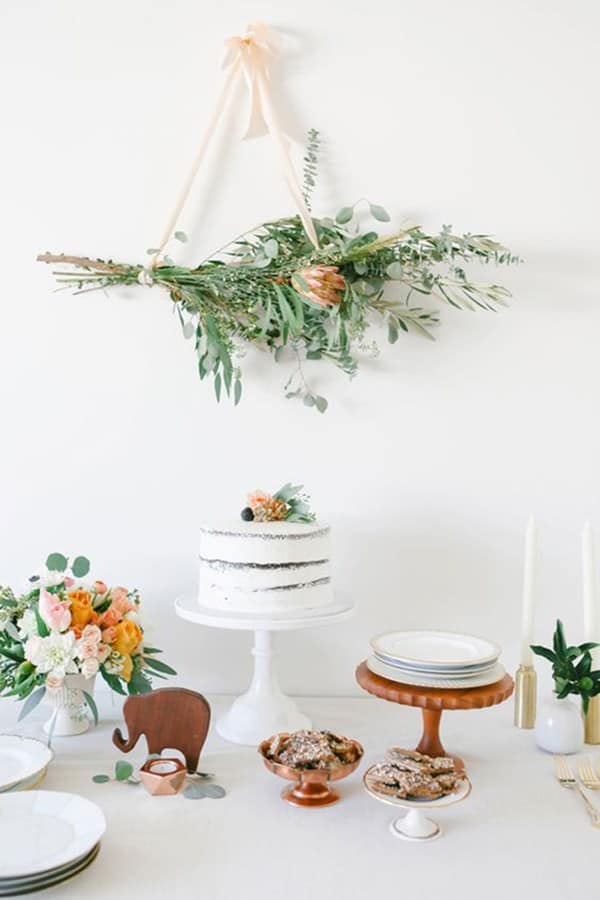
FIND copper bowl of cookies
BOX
[259,729,364,807]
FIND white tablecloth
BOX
[0,693,595,899]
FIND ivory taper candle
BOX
[582,522,598,658]
[520,516,537,666]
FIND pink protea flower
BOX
[292,265,346,307]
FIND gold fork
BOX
[553,755,600,827]
[578,756,600,791]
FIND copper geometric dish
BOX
[258,735,364,807]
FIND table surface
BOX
[0,692,596,900]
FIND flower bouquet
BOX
[0,553,175,735]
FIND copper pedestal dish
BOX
[258,735,364,807]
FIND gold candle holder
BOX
[514,664,537,728]
[584,695,600,744]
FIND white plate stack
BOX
[0,791,105,895]
[367,630,504,688]
[0,736,53,793]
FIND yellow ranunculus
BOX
[113,619,142,658]
[68,590,94,628]
[120,654,133,682]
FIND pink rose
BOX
[78,639,98,660]
[39,589,71,633]
[112,587,129,603]
[45,673,64,690]
[93,580,107,595]
[82,624,102,644]
[81,657,99,679]
[96,643,111,664]
[99,606,120,628]
[102,626,118,645]
[63,576,75,588]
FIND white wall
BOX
[1,0,599,698]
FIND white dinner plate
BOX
[0,843,100,895]
[0,791,106,878]
[367,655,506,689]
[372,652,498,677]
[370,630,500,668]
[0,736,53,792]
[0,767,48,794]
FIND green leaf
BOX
[142,646,163,655]
[17,686,46,721]
[115,761,134,782]
[214,372,222,402]
[203,783,226,799]
[554,620,567,656]
[386,261,403,279]
[183,783,208,799]
[92,774,110,784]
[369,203,390,222]
[71,556,90,578]
[83,690,99,727]
[34,607,49,638]
[234,378,242,406]
[100,668,127,696]
[174,231,188,243]
[146,248,159,255]
[315,396,328,414]
[264,239,278,259]
[388,321,399,344]
[335,206,354,225]
[303,394,315,407]
[143,656,177,676]
[530,645,556,664]
[46,553,68,573]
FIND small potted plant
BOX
[531,620,600,753]
[0,553,176,736]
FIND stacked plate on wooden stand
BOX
[0,791,105,896]
[367,630,505,688]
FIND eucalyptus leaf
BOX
[115,761,134,782]
[92,774,110,784]
[234,379,242,406]
[203,783,226,799]
[174,231,188,243]
[303,394,315,407]
[17,686,46,721]
[183,783,208,799]
[315,396,328,414]
[369,203,390,222]
[335,206,354,225]
[71,556,90,578]
[264,239,278,259]
[386,261,403,279]
[83,690,98,727]
[46,553,68,573]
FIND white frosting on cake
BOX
[199,521,333,613]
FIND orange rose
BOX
[120,654,133,682]
[113,620,142,658]
[98,605,120,628]
[68,590,94,628]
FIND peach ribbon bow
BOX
[149,22,318,268]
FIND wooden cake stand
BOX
[356,661,514,767]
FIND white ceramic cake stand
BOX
[174,596,355,745]
[363,766,472,842]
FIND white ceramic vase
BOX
[535,697,584,754]
[43,674,96,737]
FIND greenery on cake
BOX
[241,484,316,523]
[37,130,519,412]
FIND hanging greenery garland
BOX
[37,28,519,413]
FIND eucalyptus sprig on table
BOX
[37,131,519,412]
[531,619,600,714]
[92,756,226,798]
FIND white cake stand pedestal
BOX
[174,597,355,746]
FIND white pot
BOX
[43,674,96,737]
[535,697,584,754]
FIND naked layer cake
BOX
[198,484,334,614]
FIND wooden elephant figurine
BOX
[113,687,211,773]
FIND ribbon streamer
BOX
[150,22,318,268]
